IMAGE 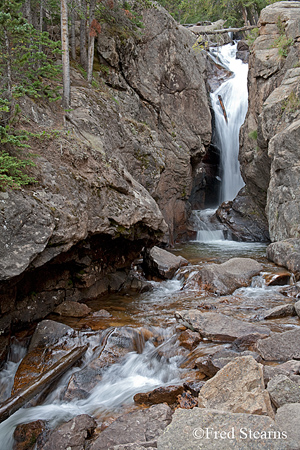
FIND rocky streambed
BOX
[1,241,300,450]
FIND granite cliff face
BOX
[239,1,300,243]
[0,7,211,335]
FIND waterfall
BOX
[195,42,248,242]
[210,43,248,203]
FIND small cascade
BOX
[191,209,225,242]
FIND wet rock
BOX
[280,283,300,298]
[264,271,292,286]
[216,192,270,242]
[198,356,274,417]
[39,414,96,450]
[143,246,188,280]
[134,385,184,406]
[256,329,300,361]
[89,404,173,450]
[28,320,73,352]
[13,420,47,450]
[175,310,270,343]
[178,329,201,350]
[197,257,263,295]
[177,391,198,409]
[63,327,145,400]
[0,335,10,368]
[54,301,92,317]
[260,303,296,320]
[195,349,261,377]
[275,403,300,450]
[157,408,289,450]
[92,309,112,318]
[267,374,300,408]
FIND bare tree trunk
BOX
[87,0,96,83]
[80,0,88,69]
[24,0,32,24]
[71,9,76,60]
[61,0,71,109]
[4,30,12,99]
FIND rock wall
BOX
[239,1,300,242]
[0,6,211,334]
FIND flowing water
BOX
[210,43,248,203]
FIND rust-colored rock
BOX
[13,420,46,450]
[178,329,201,350]
[177,391,198,409]
[134,385,184,406]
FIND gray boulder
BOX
[260,303,296,320]
[267,374,300,408]
[293,299,300,317]
[175,310,270,342]
[157,408,289,450]
[256,329,300,361]
[89,404,172,450]
[197,258,263,295]
[143,246,188,280]
[28,320,72,352]
[267,239,300,273]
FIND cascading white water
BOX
[0,328,183,450]
[195,42,248,243]
[210,43,248,203]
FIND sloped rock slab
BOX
[89,404,172,450]
[198,356,274,417]
[195,349,260,377]
[143,246,188,280]
[157,408,289,450]
[175,310,270,342]
[259,304,296,320]
[256,329,300,361]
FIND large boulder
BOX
[28,320,72,352]
[143,246,188,279]
[157,408,289,450]
[198,356,274,417]
[175,310,270,342]
[196,258,263,295]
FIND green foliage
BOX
[272,34,293,57]
[246,27,259,48]
[157,0,282,27]
[0,149,36,190]
[0,0,62,190]
[281,91,300,114]
[248,129,258,140]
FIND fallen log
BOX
[192,25,257,35]
[0,345,88,423]
[218,95,228,123]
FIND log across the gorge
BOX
[192,25,257,36]
[0,345,88,423]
